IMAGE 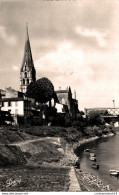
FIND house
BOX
[0,87,32,125]
[5,87,23,99]
[1,97,31,116]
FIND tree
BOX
[87,110,105,126]
[26,77,54,103]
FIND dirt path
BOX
[68,167,81,192]
[8,137,60,146]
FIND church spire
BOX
[20,24,36,93]
[26,22,29,39]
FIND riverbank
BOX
[75,169,110,191]
[73,132,115,150]
[72,132,115,191]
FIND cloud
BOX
[75,27,109,48]
[0,25,18,46]
[34,40,119,110]
[35,42,84,75]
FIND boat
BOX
[110,170,117,173]
[109,170,119,176]
[110,172,119,176]
[90,153,95,157]
[90,156,96,161]
[84,149,90,152]
[92,163,99,169]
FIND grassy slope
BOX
[0,166,70,191]
[0,126,72,191]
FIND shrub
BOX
[87,110,105,126]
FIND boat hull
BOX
[90,157,96,161]
[92,163,99,169]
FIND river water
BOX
[75,133,119,191]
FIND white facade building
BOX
[1,98,31,116]
[55,103,68,113]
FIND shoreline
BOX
[73,132,114,150]
[70,132,115,191]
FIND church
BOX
[0,25,79,124]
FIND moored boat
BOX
[110,170,117,173]
[90,156,96,161]
[84,149,90,152]
[90,153,96,157]
[110,172,118,176]
[92,163,99,169]
[109,170,119,176]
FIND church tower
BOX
[20,24,36,93]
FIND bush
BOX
[93,126,102,136]
[84,126,94,136]
[87,110,105,126]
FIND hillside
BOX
[0,126,79,191]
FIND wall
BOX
[1,101,24,115]
[5,88,18,98]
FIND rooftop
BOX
[0,97,31,102]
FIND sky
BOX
[0,0,119,111]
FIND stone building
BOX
[55,87,79,118]
[20,24,36,93]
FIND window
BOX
[15,102,18,106]
[8,101,11,107]
[25,72,27,78]
[62,98,66,105]
[23,79,25,85]
[27,79,29,84]
[2,102,4,107]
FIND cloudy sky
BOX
[0,0,119,110]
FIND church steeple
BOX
[26,22,29,39]
[20,24,36,93]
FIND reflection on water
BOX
[75,134,119,191]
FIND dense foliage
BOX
[26,77,54,103]
[87,110,105,126]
